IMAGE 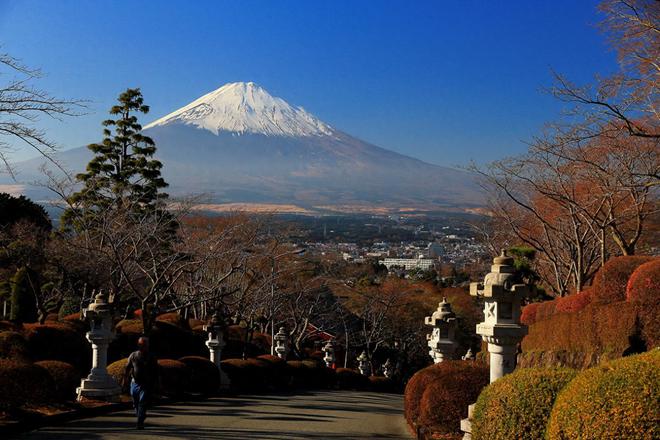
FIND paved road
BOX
[16,391,412,440]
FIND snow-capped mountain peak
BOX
[144,82,334,137]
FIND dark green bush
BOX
[178,355,220,395]
[35,360,81,401]
[547,349,659,440]
[158,359,190,397]
[471,367,576,440]
[10,267,38,323]
[0,330,31,361]
[23,322,90,374]
[0,359,55,409]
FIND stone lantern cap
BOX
[274,327,288,342]
[357,350,368,362]
[470,250,530,299]
[87,293,111,313]
[323,340,335,350]
[204,310,226,334]
[425,297,457,326]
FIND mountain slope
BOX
[3,82,483,210]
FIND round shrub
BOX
[627,259,660,347]
[547,349,660,440]
[158,359,190,397]
[471,367,576,440]
[0,359,55,409]
[178,355,220,395]
[23,323,90,374]
[417,361,489,436]
[336,368,370,391]
[0,330,31,361]
[35,360,80,401]
[405,364,446,427]
[592,255,653,305]
[107,358,129,394]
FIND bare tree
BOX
[0,52,84,175]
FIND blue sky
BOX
[0,0,617,167]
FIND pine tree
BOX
[62,88,168,227]
[10,267,38,323]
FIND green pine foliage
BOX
[62,88,169,228]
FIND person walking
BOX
[124,336,159,429]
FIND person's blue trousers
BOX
[130,380,148,426]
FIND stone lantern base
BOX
[77,372,121,402]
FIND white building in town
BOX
[380,256,435,271]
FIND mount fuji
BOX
[5,82,483,212]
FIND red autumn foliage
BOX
[521,302,541,325]
[555,289,593,314]
[626,259,660,347]
[591,256,653,305]
[521,301,639,367]
[535,300,556,321]
[417,361,489,436]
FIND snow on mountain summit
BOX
[144,82,334,137]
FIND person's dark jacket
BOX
[125,350,159,391]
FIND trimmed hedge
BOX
[368,376,398,393]
[0,359,55,409]
[158,359,190,396]
[627,259,660,348]
[547,349,660,440]
[23,323,90,374]
[111,319,207,362]
[335,368,370,390]
[520,302,540,326]
[107,358,128,394]
[178,356,219,395]
[416,361,489,436]
[554,288,592,314]
[35,360,80,401]
[521,301,639,367]
[287,359,333,389]
[471,367,576,440]
[221,358,270,392]
[591,256,653,305]
[156,312,189,329]
[0,330,31,361]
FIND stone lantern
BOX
[77,292,121,402]
[274,326,289,359]
[204,310,230,389]
[357,350,370,376]
[471,250,529,382]
[382,358,394,378]
[425,297,458,363]
[322,340,336,368]
[462,348,475,361]
[461,250,530,440]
